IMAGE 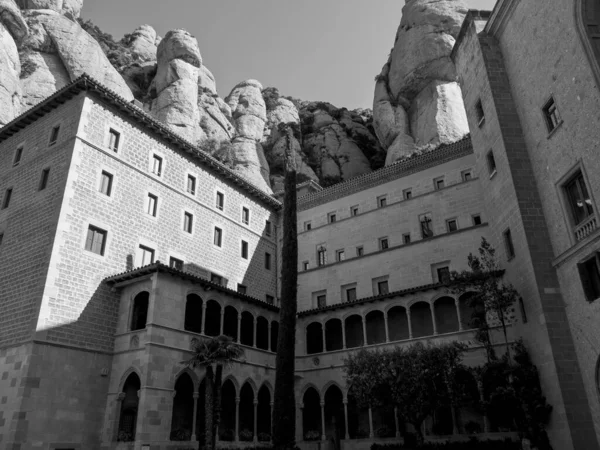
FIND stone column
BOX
[430,303,438,335]
[268,321,272,352]
[455,298,463,331]
[191,392,200,441]
[237,315,242,343]
[384,311,390,342]
[253,318,257,348]
[320,401,326,441]
[368,406,374,438]
[477,379,490,433]
[201,302,207,335]
[406,308,413,339]
[342,322,347,349]
[394,407,400,438]
[235,396,240,442]
[297,404,304,442]
[270,401,274,440]
[220,309,225,336]
[254,399,258,442]
[362,316,368,346]
[113,392,126,441]
[343,399,350,440]
[322,322,327,352]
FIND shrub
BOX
[376,426,394,438]
[304,430,321,441]
[170,428,192,441]
[239,428,253,441]
[258,432,271,442]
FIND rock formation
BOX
[373,0,470,165]
[0,0,26,126]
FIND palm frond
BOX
[182,335,245,368]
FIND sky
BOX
[82,0,497,109]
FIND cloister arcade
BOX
[304,293,477,354]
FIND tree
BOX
[184,335,244,450]
[451,237,517,362]
[345,342,466,445]
[272,123,300,450]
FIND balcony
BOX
[575,215,597,241]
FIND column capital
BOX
[172,390,177,398]
[193,392,200,399]
[253,399,259,406]
[117,392,126,401]
[235,396,241,404]
[342,398,348,405]
[320,401,325,407]
[238,315,242,321]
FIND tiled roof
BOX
[103,262,280,312]
[297,136,473,211]
[0,74,281,210]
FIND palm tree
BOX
[184,335,244,450]
[272,123,299,450]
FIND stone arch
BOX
[240,310,254,346]
[239,381,256,440]
[365,309,386,344]
[344,314,364,348]
[204,299,222,336]
[410,301,433,338]
[240,378,258,396]
[306,321,323,354]
[223,305,238,341]
[300,382,321,402]
[323,384,345,441]
[459,291,479,330]
[257,384,272,440]
[172,367,200,392]
[302,385,322,440]
[184,293,203,333]
[221,375,240,396]
[117,371,141,442]
[118,367,143,392]
[434,295,459,334]
[325,317,343,351]
[256,316,269,350]
[130,291,149,331]
[170,372,195,441]
[220,378,237,441]
[321,380,345,400]
[259,380,274,398]
[387,305,409,342]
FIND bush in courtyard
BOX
[170,428,192,441]
[304,430,321,441]
[258,432,272,442]
[239,428,254,441]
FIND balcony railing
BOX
[575,215,597,241]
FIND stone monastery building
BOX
[1,1,600,450]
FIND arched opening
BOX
[365,310,386,344]
[219,379,236,441]
[459,292,478,330]
[387,306,409,341]
[130,292,149,331]
[455,368,484,434]
[302,387,322,440]
[256,316,269,350]
[324,385,345,441]
[239,382,255,441]
[410,302,433,338]
[223,306,238,340]
[195,379,206,444]
[344,315,364,348]
[372,405,396,438]
[170,373,194,441]
[346,393,369,439]
[425,405,453,436]
[117,373,140,442]
[184,294,203,333]
[325,318,343,351]
[204,300,221,336]
[271,321,279,352]
[240,311,254,346]
[434,296,459,334]
[306,322,323,354]
[257,385,272,441]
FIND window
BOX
[328,212,337,223]
[265,252,272,270]
[130,292,149,331]
[183,212,193,233]
[85,225,107,256]
[237,284,247,295]
[241,240,249,259]
[577,253,600,302]
[216,191,224,210]
[403,189,412,200]
[49,125,60,146]
[356,246,364,257]
[377,280,389,295]
[242,207,250,225]
[542,96,561,133]
[266,220,272,236]
[472,214,482,226]
[487,150,497,175]
[302,261,309,271]
[186,174,196,195]
[446,219,458,232]
[214,227,223,247]
[13,146,23,166]
[437,267,450,283]
[38,168,50,191]
[336,249,345,262]
[108,128,121,152]
[350,206,359,216]
[346,287,357,302]
[475,99,485,126]
[403,233,411,244]
[317,294,327,308]
[266,294,274,305]
[564,170,594,227]
[503,228,515,260]
[317,246,327,266]
[100,171,113,196]
[169,257,183,270]
[377,195,387,208]
[211,273,223,285]
[139,245,155,265]
[2,188,13,209]
[419,213,433,238]
[151,154,162,176]
[461,170,473,182]
[379,237,389,250]
[147,194,158,217]
[304,221,312,231]
[434,177,445,190]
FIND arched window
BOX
[204,300,221,336]
[184,294,203,333]
[303,387,322,440]
[434,296,459,334]
[239,382,255,441]
[257,385,272,440]
[325,318,343,351]
[365,310,385,344]
[117,373,141,441]
[220,379,237,441]
[344,315,364,348]
[240,311,254,346]
[256,316,269,350]
[388,306,409,341]
[223,306,238,340]
[324,385,345,440]
[306,322,323,354]
[131,292,149,331]
[410,302,433,338]
[170,373,195,441]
